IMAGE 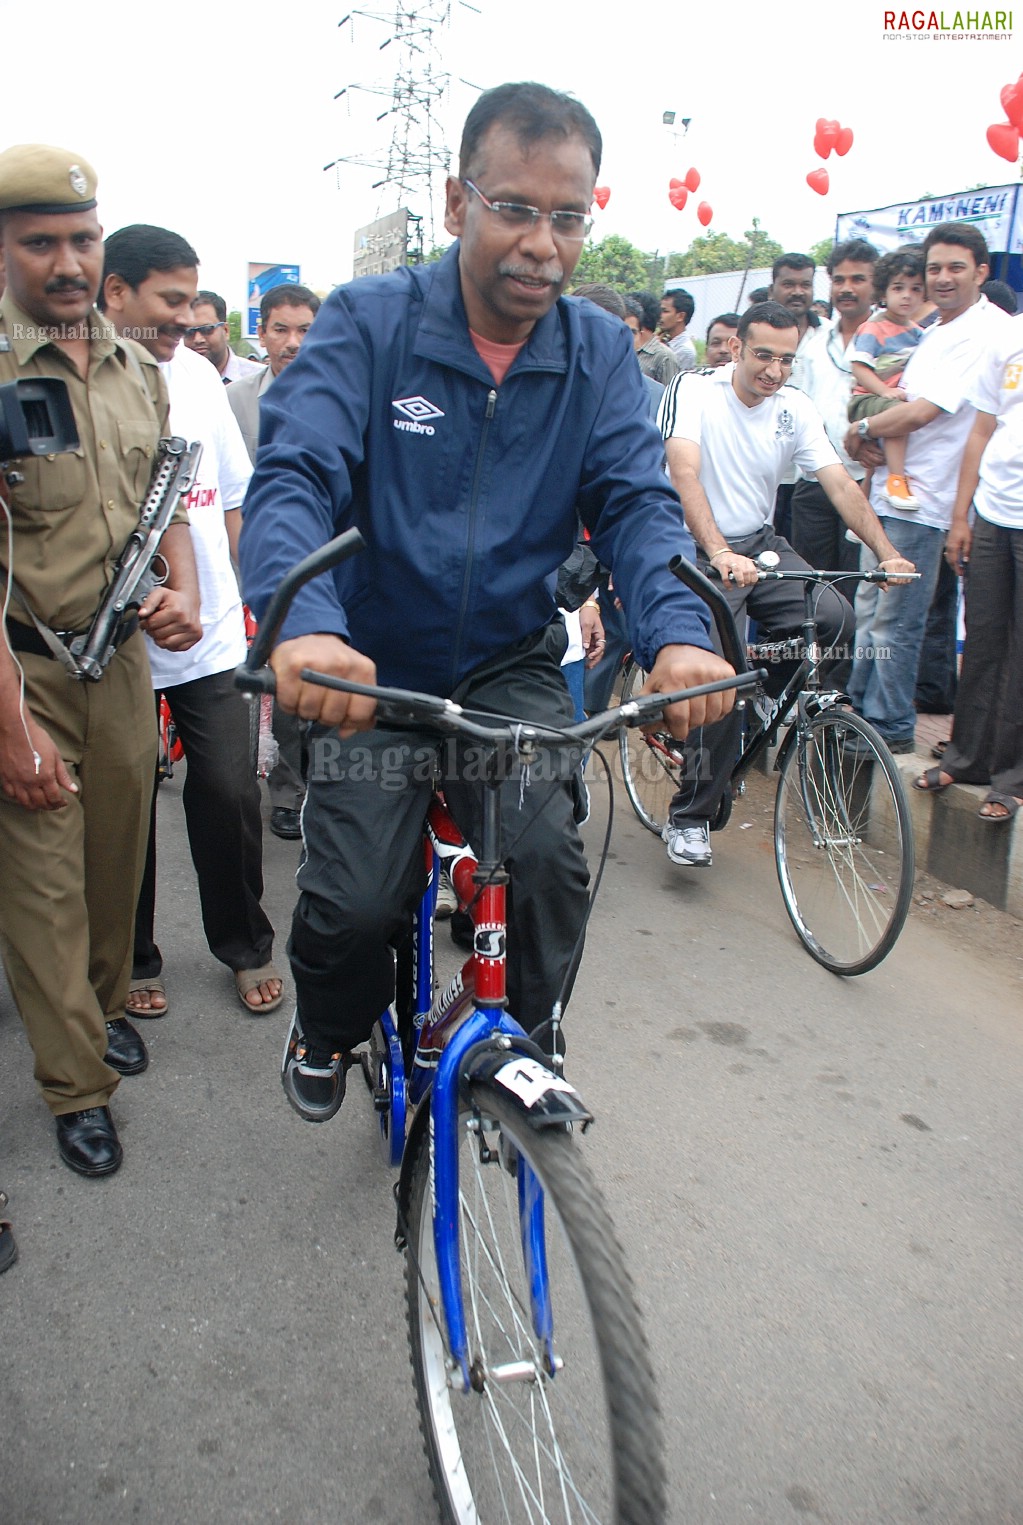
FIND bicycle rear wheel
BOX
[617,659,684,836]
[774,710,914,975]
[406,1089,666,1524]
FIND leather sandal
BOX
[913,766,955,794]
[235,964,285,1015]
[978,792,1022,823]
[125,977,169,1018]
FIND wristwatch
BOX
[857,418,872,439]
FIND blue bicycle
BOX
[239,532,758,1523]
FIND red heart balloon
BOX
[668,186,688,210]
[816,118,840,152]
[593,185,611,209]
[696,200,713,227]
[987,121,1020,161]
[835,126,854,156]
[813,131,832,160]
[669,177,685,189]
[1000,83,1023,130]
[806,168,830,196]
[684,167,701,192]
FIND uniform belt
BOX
[6,615,139,661]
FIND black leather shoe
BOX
[55,1107,123,1177]
[270,806,302,840]
[104,1017,149,1076]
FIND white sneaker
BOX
[662,818,712,867]
[434,869,458,920]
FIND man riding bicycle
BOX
[656,301,915,869]
[239,82,735,1121]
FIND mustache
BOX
[44,278,90,294]
[498,262,563,284]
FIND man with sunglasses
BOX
[655,301,914,869]
[240,81,734,1123]
[185,290,262,383]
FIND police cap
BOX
[0,145,98,215]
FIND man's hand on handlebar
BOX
[708,550,759,586]
[270,634,378,735]
[639,644,737,739]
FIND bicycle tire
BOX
[406,1088,666,1524]
[774,709,915,976]
[617,659,684,836]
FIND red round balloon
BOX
[806,168,830,196]
[668,186,688,210]
[593,185,611,209]
[684,167,701,192]
[1000,82,1023,130]
[987,121,1020,161]
[834,126,854,156]
[696,200,712,226]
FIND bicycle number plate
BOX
[493,1057,577,1109]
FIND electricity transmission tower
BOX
[328,1,469,253]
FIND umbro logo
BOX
[392,395,445,435]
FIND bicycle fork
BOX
[421,1010,594,1394]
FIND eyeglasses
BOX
[184,322,225,338]
[743,343,796,366]
[461,179,593,242]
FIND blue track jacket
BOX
[239,245,710,695]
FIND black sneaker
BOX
[280,1010,346,1122]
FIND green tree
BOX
[571,234,649,290]
[422,241,453,264]
[809,237,834,267]
[667,225,783,277]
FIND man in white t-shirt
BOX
[101,225,283,1018]
[657,301,914,867]
[916,323,1023,817]
[844,223,1009,752]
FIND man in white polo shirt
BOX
[657,301,914,867]
[916,319,1023,818]
[845,222,1009,752]
[100,225,283,1018]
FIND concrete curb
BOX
[898,757,1023,917]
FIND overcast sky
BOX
[2,0,1019,307]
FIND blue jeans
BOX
[850,517,944,742]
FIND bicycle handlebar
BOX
[235,531,764,745]
[703,555,921,587]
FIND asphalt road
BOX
[2,761,1021,1525]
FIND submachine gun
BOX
[71,435,202,681]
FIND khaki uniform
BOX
[0,294,170,1114]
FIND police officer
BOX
[0,145,201,1176]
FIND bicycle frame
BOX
[378,789,585,1395]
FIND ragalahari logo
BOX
[392,395,445,436]
[883,8,1013,38]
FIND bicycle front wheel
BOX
[617,659,684,836]
[774,710,915,975]
[406,1089,666,1524]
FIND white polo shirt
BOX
[872,295,1010,531]
[146,344,253,688]
[969,321,1023,530]
[658,363,839,541]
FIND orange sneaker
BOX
[883,474,920,510]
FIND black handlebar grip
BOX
[667,554,748,675]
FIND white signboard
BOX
[835,185,1020,254]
